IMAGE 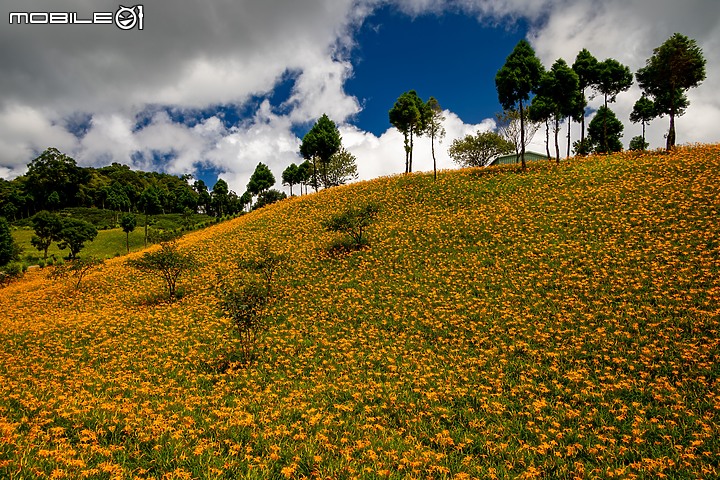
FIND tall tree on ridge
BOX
[495,39,544,170]
[636,33,706,150]
[595,58,633,153]
[389,90,426,174]
[572,48,599,146]
[300,114,342,190]
[424,97,446,181]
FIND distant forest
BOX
[0,147,245,221]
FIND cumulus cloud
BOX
[0,0,717,192]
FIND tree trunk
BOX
[409,128,414,173]
[545,119,551,159]
[566,116,571,158]
[603,94,608,153]
[519,100,526,171]
[126,231,130,253]
[667,113,676,150]
[554,116,560,163]
[580,89,586,144]
[431,133,437,181]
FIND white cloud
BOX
[0,0,717,189]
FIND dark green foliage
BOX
[448,131,514,168]
[630,95,657,143]
[30,210,63,260]
[50,256,104,290]
[572,48,599,144]
[535,58,581,161]
[247,163,276,197]
[0,217,18,267]
[120,214,137,253]
[573,138,594,157]
[57,218,98,259]
[300,114,342,188]
[588,107,624,154]
[0,261,24,284]
[629,136,649,151]
[24,148,88,211]
[211,179,230,217]
[636,33,706,150]
[322,203,380,249]
[389,90,426,173]
[282,163,300,196]
[128,239,196,299]
[253,189,286,210]
[495,39,544,170]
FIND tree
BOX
[425,97,446,181]
[448,131,514,168]
[120,213,137,254]
[636,33,706,150]
[587,106,624,154]
[247,163,275,198]
[57,218,98,259]
[129,239,196,299]
[572,48,599,145]
[596,58,633,153]
[534,59,581,162]
[282,163,300,196]
[300,114,342,190]
[630,95,657,144]
[253,189,287,210]
[322,203,380,250]
[495,39,544,170]
[194,179,212,214]
[629,136,649,151]
[0,216,18,267]
[389,90,426,173]
[24,147,89,212]
[215,245,288,364]
[495,110,541,165]
[50,256,103,290]
[324,148,359,187]
[528,93,555,159]
[30,210,63,260]
[139,186,162,247]
[211,179,230,217]
[297,160,313,195]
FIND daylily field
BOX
[1,145,718,479]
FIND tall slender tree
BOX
[495,39,544,170]
[425,97,446,181]
[572,49,599,145]
[630,96,656,143]
[636,33,706,150]
[389,90,426,174]
[596,58,633,153]
[300,114,342,190]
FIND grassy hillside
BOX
[1,145,718,479]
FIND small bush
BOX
[322,202,380,250]
[128,240,196,299]
[50,257,104,290]
[629,135,649,151]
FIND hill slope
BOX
[1,145,719,478]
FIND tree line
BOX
[494,33,706,169]
[0,147,252,222]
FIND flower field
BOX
[1,145,719,479]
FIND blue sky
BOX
[1,0,718,194]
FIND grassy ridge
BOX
[0,145,718,478]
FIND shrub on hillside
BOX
[322,202,380,251]
[128,240,196,299]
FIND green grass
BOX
[12,226,148,261]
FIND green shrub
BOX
[322,202,380,250]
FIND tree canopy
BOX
[448,131,513,168]
[300,114,342,189]
[389,90,426,174]
[636,33,706,150]
[495,39,544,170]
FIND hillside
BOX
[1,145,719,479]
